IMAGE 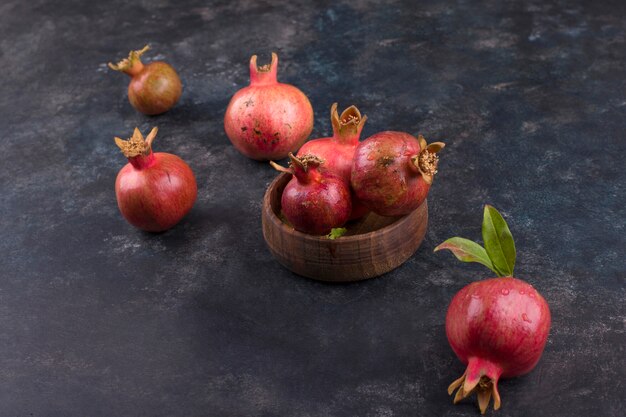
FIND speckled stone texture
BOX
[0,0,624,416]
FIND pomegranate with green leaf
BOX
[434,205,551,414]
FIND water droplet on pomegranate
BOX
[520,290,525,295]
[522,313,532,323]
[367,154,375,161]
[501,289,510,295]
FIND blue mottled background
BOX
[0,0,624,416]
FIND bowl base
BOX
[262,173,428,282]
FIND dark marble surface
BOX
[1,0,625,416]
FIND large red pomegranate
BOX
[446,277,551,414]
[270,153,351,235]
[114,127,197,232]
[351,132,444,216]
[435,205,551,414]
[224,53,314,160]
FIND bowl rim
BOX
[263,172,425,244]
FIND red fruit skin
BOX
[351,131,429,217]
[281,168,351,235]
[115,153,197,232]
[299,136,356,184]
[282,176,351,235]
[224,53,314,161]
[446,277,551,379]
[298,104,369,220]
[127,61,182,115]
[299,139,369,220]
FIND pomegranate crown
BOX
[114,127,158,158]
[249,52,278,85]
[288,153,324,171]
[269,153,324,175]
[330,103,367,138]
[108,45,150,72]
[411,135,445,185]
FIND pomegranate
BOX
[435,205,551,414]
[445,278,551,414]
[351,132,444,216]
[224,52,314,160]
[114,127,197,232]
[109,45,182,115]
[270,153,351,235]
[299,103,367,183]
[298,103,369,219]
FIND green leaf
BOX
[434,237,496,272]
[327,228,347,240]
[482,205,516,276]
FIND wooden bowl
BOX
[262,173,428,282]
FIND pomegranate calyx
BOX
[250,52,279,85]
[108,45,150,74]
[449,358,502,415]
[270,154,325,181]
[330,103,367,141]
[287,153,325,183]
[288,152,324,172]
[114,127,158,158]
[450,374,501,415]
[410,136,445,184]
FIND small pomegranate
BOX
[114,127,197,232]
[435,205,551,414]
[224,53,314,160]
[270,153,351,235]
[298,103,369,219]
[109,45,182,115]
[351,132,445,217]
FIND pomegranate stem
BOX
[269,160,292,174]
[249,52,278,85]
[108,45,150,76]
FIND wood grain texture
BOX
[262,173,428,282]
